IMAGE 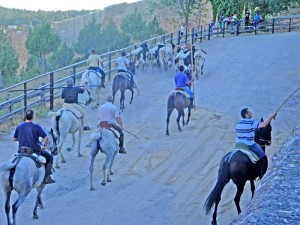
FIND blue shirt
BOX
[175,71,189,87]
[235,119,260,145]
[13,122,47,154]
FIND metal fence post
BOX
[177,31,181,45]
[50,72,54,110]
[6,94,12,114]
[208,25,211,40]
[108,52,112,81]
[272,19,275,34]
[200,26,203,43]
[23,82,27,113]
[289,18,292,32]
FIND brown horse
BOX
[112,72,134,111]
[166,91,191,136]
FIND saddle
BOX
[226,143,260,164]
[170,90,190,106]
[115,72,131,81]
[15,146,46,168]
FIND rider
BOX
[62,78,91,131]
[116,51,135,86]
[87,48,106,88]
[174,65,194,108]
[97,94,127,154]
[235,108,277,179]
[13,109,56,184]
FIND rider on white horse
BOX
[62,78,91,131]
[116,51,135,86]
[13,109,55,184]
[87,48,106,88]
[97,94,127,154]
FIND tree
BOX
[74,16,102,57]
[0,30,19,88]
[47,42,74,71]
[149,0,207,30]
[25,23,61,73]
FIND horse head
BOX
[78,89,92,107]
[255,117,272,148]
[45,128,58,156]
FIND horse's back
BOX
[54,110,81,135]
[113,73,130,91]
[100,129,118,153]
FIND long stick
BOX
[275,87,300,113]
[8,84,101,92]
[189,23,195,108]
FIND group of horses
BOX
[131,42,207,79]
[0,42,274,225]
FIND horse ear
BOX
[260,117,264,122]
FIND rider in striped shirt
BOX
[236,108,276,179]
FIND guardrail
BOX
[0,15,299,123]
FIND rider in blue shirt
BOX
[174,65,194,108]
[13,109,55,184]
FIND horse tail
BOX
[167,94,175,110]
[204,156,231,214]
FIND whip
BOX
[275,87,300,113]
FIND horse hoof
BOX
[38,203,44,208]
[78,154,83,157]
[33,215,39,219]
[101,181,106,186]
[110,171,114,175]
[55,165,60,169]
[61,159,66,163]
[107,179,111,182]
[90,187,95,191]
[67,148,72,152]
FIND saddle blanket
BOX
[226,142,259,164]
[170,90,190,99]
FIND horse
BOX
[147,46,158,70]
[49,90,91,168]
[204,119,272,225]
[112,72,134,111]
[0,129,58,225]
[158,45,173,71]
[131,47,146,72]
[194,49,207,78]
[89,128,119,189]
[166,91,192,136]
[81,70,102,109]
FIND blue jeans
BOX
[249,143,266,159]
[182,86,193,98]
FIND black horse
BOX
[204,118,272,225]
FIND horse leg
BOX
[33,185,45,219]
[250,180,255,198]
[105,155,114,183]
[77,131,82,157]
[109,150,118,176]
[201,59,205,75]
[177,111,182,131]
[89,144,99,191]
[166,109,174,136]
[186,108,191,125]
[101,164,107,186]
[129,88,134,104]
[182,109,185,126]
[12,193,27,225]
[4,191,12,225]
[56,140,65,168]
[234,181,246,214]
[120,91,125,111]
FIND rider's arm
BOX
[260,112,277,128]
[116,116,123,130]
[41,136,49,150]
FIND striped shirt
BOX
[235,119,260,145]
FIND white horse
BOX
[131,47,145,71]
[89,128,118,189]
[0,129,57,225]
[49,90,91,168]
[147,46,158,70]
[158,45,173,71]
[194,49,207,77]
[81,70,102,109]
[174,49,191,71]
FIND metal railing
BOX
[0,15,299,123]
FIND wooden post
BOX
[40,82,46,105]
[272,19,275,34]
[23,82,27,113]
[6,94,12,114]
[108,52,112,81]
[50,72,54,110]
[189,23,195,108]
[288,18,292,32]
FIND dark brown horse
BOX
[204,118,272,225]
[112,72,134,111]
[166,91,192,136]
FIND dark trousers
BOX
[41,150,54,176]
[112,124,124,148]
[88,66,106,79]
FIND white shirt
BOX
[116,56,129,71]
[97,102,120,123]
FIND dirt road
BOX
[0,32,299,225]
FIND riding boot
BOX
[101,76,105,88]
[43,163,56,184]
[259,157,268,180]
[119,138,127,154]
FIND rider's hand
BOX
[41,146,46,151]
[272,112,277,120]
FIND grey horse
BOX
[89,128,118,189]
[49,90,91,168]
[0,129,57,225]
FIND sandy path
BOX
[0,32,299,225]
